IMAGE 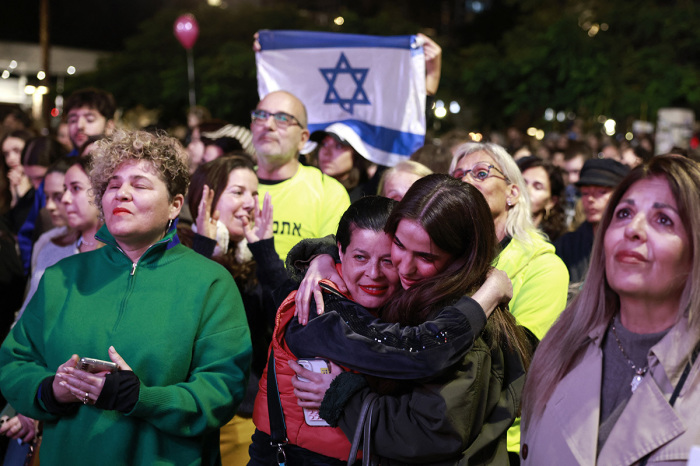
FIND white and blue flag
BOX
[256,30,426,167]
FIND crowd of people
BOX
[0,32,699,466]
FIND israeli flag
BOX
[256,30,426,167]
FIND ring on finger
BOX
[82,392,89,405]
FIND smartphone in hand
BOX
[79,357,118,373]
[296,358,331,427]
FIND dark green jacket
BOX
[0,224,252,465]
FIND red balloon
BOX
[174,14,199,50]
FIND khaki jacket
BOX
[521,317,700,465]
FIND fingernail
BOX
[109,346,115,352]
[59,381,66,387]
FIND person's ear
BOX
[337,241,344,262]
[104,119,116,136]
[297,128,310,151]
[169,193,185,219]
[506,184,520,208]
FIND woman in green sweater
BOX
[0,129,252,465]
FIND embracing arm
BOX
[285,268,511,380]
[331,345,503,463]
[285,294,487,380]
[285,235,339,283]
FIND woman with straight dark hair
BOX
[521,156,700,465]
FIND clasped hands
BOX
[52,346,131,406]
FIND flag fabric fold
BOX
[256,29,426,167]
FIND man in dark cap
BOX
[554,158,630,283]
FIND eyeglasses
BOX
[452,162,510,183]
[250,109,304,129]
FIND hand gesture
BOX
[244,192,273,243]
[196,184,219,240]
[7,166,24,189]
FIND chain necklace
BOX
[78,235,97,249]
[610,318,648,393]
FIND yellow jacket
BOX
[496,231,569,452]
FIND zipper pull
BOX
[131,263,137,276]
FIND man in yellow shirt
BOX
[250,90,350,261]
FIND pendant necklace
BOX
[611,318,648,393]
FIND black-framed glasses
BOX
[452,162,510,183]
[250,109,304,129]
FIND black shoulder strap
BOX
[266,348,288,464]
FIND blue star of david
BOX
[320,53,370,114]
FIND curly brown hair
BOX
[90,129,190,214]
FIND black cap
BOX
[576,159,630,188]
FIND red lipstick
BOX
[359,285,388,296]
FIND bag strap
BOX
[362,394,378,466]
[267,348,288,465]
[638,340,700,466]
[347,392,378,466]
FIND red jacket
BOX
[252,289,355,461]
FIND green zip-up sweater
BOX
[0,224,252,465]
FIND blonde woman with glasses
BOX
[450,142,569,463]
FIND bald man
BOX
[250,91,350,260]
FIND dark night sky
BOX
[0,1,518,53]
[0,1,176,51]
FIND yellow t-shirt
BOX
[258,164,350,261]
